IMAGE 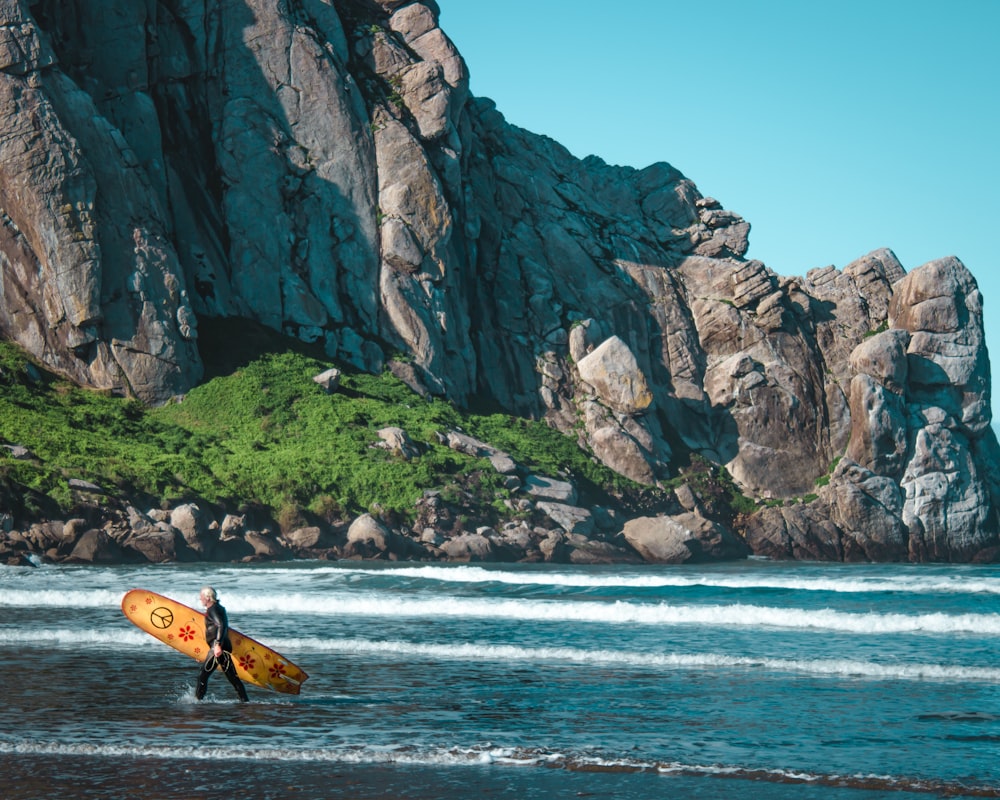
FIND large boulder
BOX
[522,475,577,504]
[125,527,188,563]
[439,532,495,562]
[68,529,123,563]
[169,503,213,555]
[622,511,747,564]
[535,502,595,536]
[284,526,327,550]
[576,336,653,414]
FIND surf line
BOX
[322,565,1000,596]
[2,740,998,796]
[268,636,1000,683]
[234,595,1000,636]
[6,590,1000,636]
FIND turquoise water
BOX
[2,559,999,798]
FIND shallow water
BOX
[3,559,999,798]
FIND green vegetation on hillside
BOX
[0,334,646,528]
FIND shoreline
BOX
[4,750,986,800]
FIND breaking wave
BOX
[1,739,995,797]
[4,587,1000,635]
[6,627,997,683]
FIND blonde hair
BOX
[200,586,218,602]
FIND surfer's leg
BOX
[221,653,249,702]
[195,657,214,700]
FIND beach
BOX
[3,560,999,799]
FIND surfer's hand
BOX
[213,644,222,658]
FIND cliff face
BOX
[0,0,996,560]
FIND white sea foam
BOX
[233,593,1000,635]
[0,738,985,796]
[0,738,542,769]
[7,626,996,683]
[0,588,129,609]
[0,627,148,647]
[191,562,1000,595]
[0,738,840,772]
[269,635,1000,683]
[332,564,1000,595]
[4,586,1000,635]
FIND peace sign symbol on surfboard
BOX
[150,607,174,629]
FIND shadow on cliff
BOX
[150,0,377,366]
[196,316,326,381]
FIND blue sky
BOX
[440,1,999,425]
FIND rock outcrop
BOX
[0,0,996,561]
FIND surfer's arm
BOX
[215,609,229,645]
[205,605,227,648]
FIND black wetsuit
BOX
[195,601,249,702]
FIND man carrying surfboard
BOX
[196,586,249,703]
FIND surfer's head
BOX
[200,586,218,606]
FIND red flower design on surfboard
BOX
[178,625,196,642]
[238,654,256,671]
[269,662,287,679]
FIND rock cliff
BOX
[0,0,996,560]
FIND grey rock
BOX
[538,532,569,562]
[63,518,88,541]
[68,529,122,563]
[890,257,990,433]
[849,329,910,393]
[376,426,419,459]
[245,531,287,559]
[744,503,846,562]
[489,452,518,475]
[126,527,186,563]
[824,459,908,561]
[68,478,104,493]
[313,368,342,393]
[443,430,518,474]
[284,526,326,549]
[22,521,66,551]
[497,523,533,551]
[576,335,653,414]
[622,511,747,564]
[169,503,210,552]
[535,502,595,536]
[344,513,423,560]
[622,516,700,564]
[126,506,158,536]
[845,373,909,478]
[221,514,246,537]
[439,532,495,562]
[523,475,578,504]
[346,514,391,552]
[563,533,642,565]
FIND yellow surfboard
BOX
[121,588,308,695]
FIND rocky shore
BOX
[1,417,753,568]
[0,491,750,569]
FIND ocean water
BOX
[2,559,1000,799]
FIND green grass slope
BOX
[0,322,658,531]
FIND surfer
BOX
[195,586,249,703]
